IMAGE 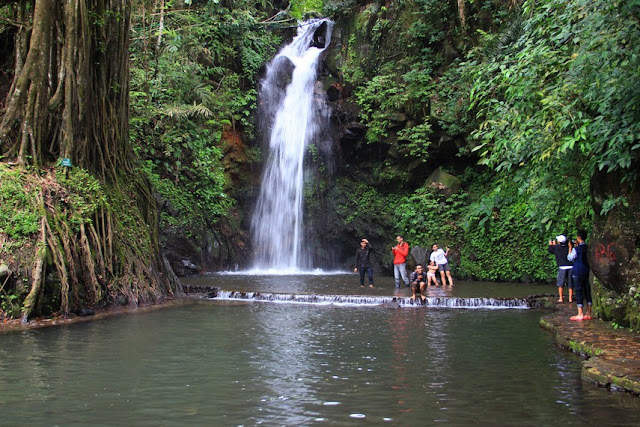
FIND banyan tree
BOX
[0,0,180,322]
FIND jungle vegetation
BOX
[0,0,638,326]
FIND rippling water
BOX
[1,276,638,425]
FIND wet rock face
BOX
[270,56,295,89]
[590,170,640,328]
[590,170,640,293]
[311,21,328,49]
[163,234,202,277]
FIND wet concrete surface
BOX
[540,302,640,395]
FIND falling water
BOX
[251,19,333,271]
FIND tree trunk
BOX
[1,0,180,320]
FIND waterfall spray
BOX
[251,19,333,271]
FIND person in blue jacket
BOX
[568,230,591,321]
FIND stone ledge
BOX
[540,304,640,395]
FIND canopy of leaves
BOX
[459,0,639,220]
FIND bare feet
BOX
[557,299,563,303]
[570,315,584,321]
[369,284,374,288]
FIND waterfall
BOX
[209,290,532,309]
[251,19,333,272]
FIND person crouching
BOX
[409,264,427,303]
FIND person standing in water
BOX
[430,244,454,286]
[426,262,439,286]
[354,238,374,288]
[548,235,573,303]
[392,235,410,288]
[568,230,592,321]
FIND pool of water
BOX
[1,275,638,425]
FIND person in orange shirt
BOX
[392,235,410,288]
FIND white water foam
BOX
[209,290,531,309]
[217,268,348,276]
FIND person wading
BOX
[392,235,410,288]
[354,238,374,288]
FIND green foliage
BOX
[459,189,558,281]
[344,0,465,170]
[456,0,639,227]
[334,178,397,236]
[323,0,359,18]
[0,166,40,242]
[393,187,466,250]
[397,122,432,158]
[355,73,407,143]
[59,167,108,231]
[291,0,324,20]
[129,3,281,237]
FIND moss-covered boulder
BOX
[427,168,461,196]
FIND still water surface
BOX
[1,275,638,425]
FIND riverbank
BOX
[540,303,640,395]
[0,297,195,334]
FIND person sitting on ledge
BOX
[409,264,427,302]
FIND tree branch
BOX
[0,0,25,9]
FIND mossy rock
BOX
[427,168,461,196]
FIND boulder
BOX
[410,246,428,266]
[427,168,461,195]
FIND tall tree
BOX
[1,0,131,176]
[0,0,180,322]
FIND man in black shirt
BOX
[354,238,374,288]
[548,234,573,303]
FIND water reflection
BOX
[1,301,639,424]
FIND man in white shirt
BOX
[430,244,454,286]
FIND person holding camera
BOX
[354,238,374,288]
[392,235,410,288]
[568,230,592,321]
[548,235,573,303]
[409,264,428,302]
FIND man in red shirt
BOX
[392,235,410,288]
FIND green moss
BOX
[0,165,40,245]
[568,340,603,357]
[593,277,640,332]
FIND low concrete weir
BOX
[208,290,531,309]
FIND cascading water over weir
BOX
[208,290,533,309]
[251,19,333,272]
